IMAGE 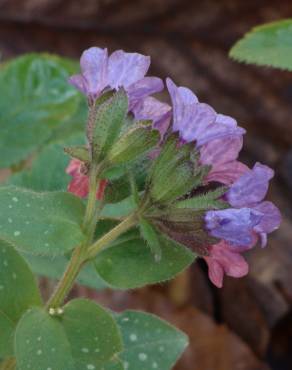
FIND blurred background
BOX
[0,1,292,369]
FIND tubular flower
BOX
[205,163,281,248]
[69,47,163,107]
[66,159,107,200]
[203,241,249,288]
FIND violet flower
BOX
[166,78,245,147]
[205,163,281,248]
[69,47,163,108]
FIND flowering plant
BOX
[0,45,281,370]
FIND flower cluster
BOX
[67,47,281,288]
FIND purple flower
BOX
[205,208,262,247]
[166,78,245,147]
[69,47,163,107]
[132,96,171,137]
[205,162,281,249]
[226,162,274,207]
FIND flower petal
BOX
[204,240,249,288]
[253,201,281,246]
[127,77,164,109]
[205,208,263,247]
[79,47,109,99]
[226,162,274,207]
[108,50,150,89]
[132,96,171,136]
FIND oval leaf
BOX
[116,310,188,370]
[0,186,85,255]
[230,19,292,71]
[94,235,195,289]
[15,307,75,370]
[62,299,123,368]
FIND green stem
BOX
[47,164,100,309]
[86,212,138,260]
[0,358,16,370]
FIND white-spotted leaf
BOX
[116,310,188,370]
[0,186,85,255]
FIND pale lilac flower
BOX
[166,78,245,147]
[132,96,171,137]
[204,240,249,288]
[69,47,163,107]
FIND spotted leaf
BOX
[0,186,85,255]
[116,310,188,370]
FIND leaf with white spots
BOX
[116,311,188,370]
[0,240,41,359]
[0,186,86,255]
[94,234,195,289]
[15,307,75,370]
[15,301,123,370]
[61,299,123,369]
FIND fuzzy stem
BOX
[86,213,138,260]
[46,164,100,309]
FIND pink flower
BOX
[203,240,249,288]
[66,159,107,199]
[199,134,248,185]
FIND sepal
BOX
[64,145,90,162]
[107,124,159,165]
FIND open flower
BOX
[166,78,246,185]
[205,163,281,248]
[69,47,163,108]
[203,241,249,288]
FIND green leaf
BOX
[94,234,195,289]
[0,240,41,323]
[107,125,159,165]
[0,53,80,168]
[15,307,75,370]
[15,300,123,370]
[230,19,292,70]
[116,310,188,370]
[0,311,14,358]
[101,196,136,219]
[62,299,123,369]
[0,240,41,358]
[8,144,71,192]
[92,89,128,161]
[22,253,108,290]
[0,186,85,255]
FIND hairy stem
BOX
[86,212,138,260]
[47,164,100,309]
